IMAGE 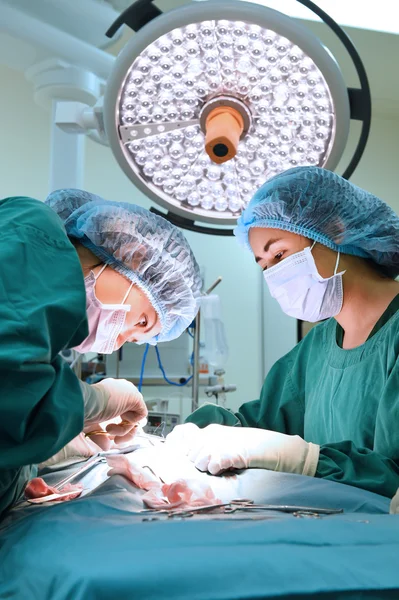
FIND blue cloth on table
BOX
[0,470,397,600]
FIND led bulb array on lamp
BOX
[105,2,350,225]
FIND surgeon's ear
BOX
[72,241,103,272]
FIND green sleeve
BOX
[0,197,88,469]
[316,356,399,498]
[186,350,305,436]
[316,443,399,498]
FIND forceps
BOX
[21,455,107,505]
[52,443,144,490]
[25,444,142,505]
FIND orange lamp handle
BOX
[205,106,244,164]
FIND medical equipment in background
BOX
[145,411,180,435]
[201,294,229,371]
[106,335,193,383]
[191,276,236,411]
[201,293,236,407]
[107,341,188,430]
[105,277,233,413]
[204,380,237,408]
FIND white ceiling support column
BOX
[1,2,114,80]
[49,100,85,193]
[27,60,104,192]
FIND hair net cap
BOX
[235,167,399,278]
[46,190,203,344]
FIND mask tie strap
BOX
[94,264,133,306]
[334,251,341,276]
[94,263,108,280]
[121,281,134,305]
[311,241,340,275]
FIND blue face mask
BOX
[263,243,345,322]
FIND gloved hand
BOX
[39,433,101,469]
[165,423,320,476]
[81,378,148,447]
[390,488,399,514]
[85,416,148,451]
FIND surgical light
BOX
[104,0,371,234]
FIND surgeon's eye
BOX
[263,252,285,270]
[138,315,148,328]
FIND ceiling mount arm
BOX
[106,0,162,37]
[149,208,234,236]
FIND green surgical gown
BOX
[0,196,89,516]
[187,297,399,498]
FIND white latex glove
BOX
[165,423,319,477]
[39,433,102,469]
[390,488,399,514]
[82,378,148,447]
[86,416,148,451]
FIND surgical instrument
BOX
[27,490,83,505]
[85,419,138,438]
[144,500,267,518]
[139,500,240,517]
[53,455,106,491]
[223,502,343,515]
[86,428,164,444]
[23,445,143,506]
[141,499,343,520]
[53,443,143,490]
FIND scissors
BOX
[86,425,165,445]
[85,419,137,439]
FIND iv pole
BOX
[191,276,223,413]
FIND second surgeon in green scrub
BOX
[165,167,399,498]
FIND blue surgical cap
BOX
[46,190,202,344]
[235,167,399,278]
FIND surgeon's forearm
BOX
[78,380,109,425]
[185,404,241,427]
[184,398,299,431]
[316,441,399,498]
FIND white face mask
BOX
[74,264,133,355]
[263,242,345,322]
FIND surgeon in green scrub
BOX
[165,167,399,498]
[0,189,201,516]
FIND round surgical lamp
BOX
[104,0,371,235]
